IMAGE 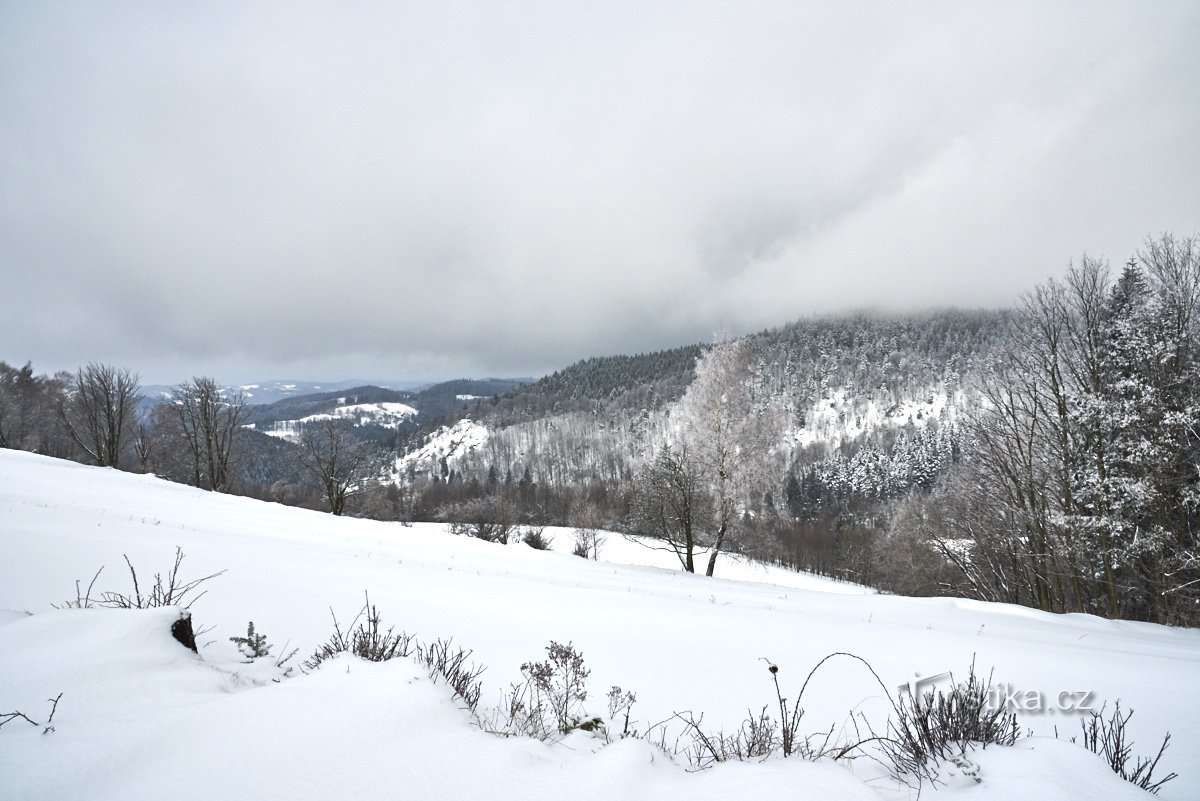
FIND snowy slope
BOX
[1,451,1196,800]
[391,418,489,478]
[794,387,962,449]
[260,400,419,441]
[393,383,967,492]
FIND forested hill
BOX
[241,385,416,429]
[463,309,1008,432]
[482,344,705,425]
[398,308,1012,527]
[761,309,1007,380]
[409,378,530,420]
[753,309,1011,407]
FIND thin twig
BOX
[0,710,39,729]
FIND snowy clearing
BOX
[262,401,419,441]
[1,450,1197,800]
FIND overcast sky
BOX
[2,1,1198,385]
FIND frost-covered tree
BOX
[670,337,785,576]
[934,234,1200,623]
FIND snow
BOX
[1,449,1197,800]
[391,418,490,478]
[263,401,419,441]
[794,388,960,448]
[542,527,873,596]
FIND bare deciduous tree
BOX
[295,418,375,515]
[56,363,141,467]
[569,501,607,560]
[173,377,245,492]
[628,443,711,572]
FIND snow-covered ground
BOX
[262,401,419,441]
[391,418,489,478]
[2,450,1197,800]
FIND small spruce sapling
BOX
[230,622,272,661]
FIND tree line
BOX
[5,232,1197,625]
[0,367,383,517]
[896,234,1200,625]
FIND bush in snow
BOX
[571,535,591,558]
[521,527,551,551]
[673,653,885,768]
[571,527,606,560]
[57,547,224,612]
[605,686,638,739]
[521,641,595,735]
[488,641,601,740]
[304,595,415,670]
[440,496,518,544]
[882,659,1019,785]
[1068,701,1177,795]
[416,638,486,714]
[569,503,607,560]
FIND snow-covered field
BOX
[260,401,419,441]
[2,450,1197,800]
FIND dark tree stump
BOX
[171,613,198,652]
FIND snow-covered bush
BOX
[416,638,485,714]
[521,527,551,551]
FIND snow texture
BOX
[1,450,1196,800]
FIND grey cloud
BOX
[2,1,1198,385]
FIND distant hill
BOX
[475,346,705,426]
[390,309,1010,516]
[241,385,418,429]
[410,378,532,421]
[234,378,528,446]
[141,379,428,407]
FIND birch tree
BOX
[644,337,783,576]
